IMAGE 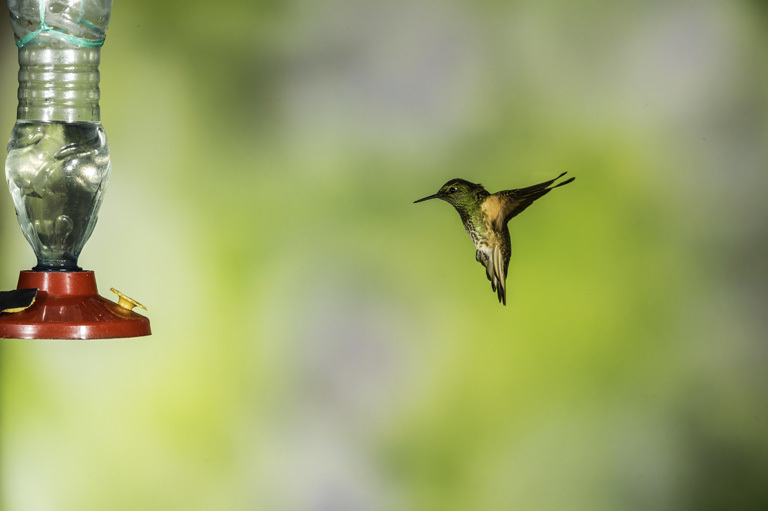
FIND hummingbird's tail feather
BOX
[476,246,507,305]
[493,244,507,305]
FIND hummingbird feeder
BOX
[0,0,150,339]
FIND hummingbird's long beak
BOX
[414,193,441,203]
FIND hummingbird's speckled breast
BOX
[462,211,495,250]
[459,195,502,249]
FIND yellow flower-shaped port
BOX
[110,288,147,312]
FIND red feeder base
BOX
[0,271,151,340]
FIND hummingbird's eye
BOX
[448,187,458,193]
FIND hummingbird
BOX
[414,172,574,305]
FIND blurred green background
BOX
[1,1,767,510]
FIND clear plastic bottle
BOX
[5,0,113,270]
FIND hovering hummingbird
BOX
[414,172,574,305]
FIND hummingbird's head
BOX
[414,179,485,208]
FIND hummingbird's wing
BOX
[494,172,574,229]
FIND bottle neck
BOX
[17,46,101,123]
